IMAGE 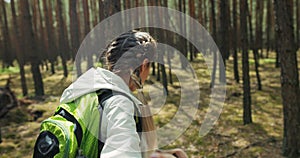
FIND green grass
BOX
[0,66,20,74]
[0,50,299,157]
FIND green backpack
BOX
[33,89,142,158]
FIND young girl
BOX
[34,30,187,158]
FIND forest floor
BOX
[0,51,299,158]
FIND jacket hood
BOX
[60,67,142,106]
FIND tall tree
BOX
[20,0,44,96]
[1,0,13,68]
[274,0,300,156]
[297,0,300,48]
[209,0,218,88]
[266,0,275,58]
[158,0,168,95]
[219,0,229,84]
[188,0,195,61]
[10,0,28,96]
[56,0,69,77]
[43,0,57,74]
[69,0,82,76]
[179,0,188,69]
[232,0,240,83]
[248,0,262,90]
[255,0,264,58]
[82,0,94,69]
[98,0,105,22]
[219,0,230,64]
[240,0,252,124]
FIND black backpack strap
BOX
[54,108,83,148]
[96,89,143,156]
[96,89,113,157]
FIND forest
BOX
[0,0,299,157]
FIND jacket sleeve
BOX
[100,95,142,158]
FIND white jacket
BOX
[60,67,144,158]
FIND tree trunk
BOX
[1,0,13,67]
[248,1,262,90]
[232,0,240,83]
[179,0,188,69]
[82,0,93,70]
[255,0,264,58]
[219,0,229,83]
[266,0,274,57]
[240,0,252,125]
[274,0,300,156]
[20,0,44,96]
[56,0,68,77]
[70,0,82,76]
[210,0,217,87]
[43,0,56,74]
[297,0,300,48]
[219,0,230,61]
[188,0,195,61]
[11,0,28,96]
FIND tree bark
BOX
[179,0,188,69]
[1,0,13,67]
[274,0,300,156]
[210,0,218,87]
[240,0,252,125]
[255,0,264,58]
[248,1,262,90]
[56,0,68,77]
[219,0,229,83]
[188,0,195,61]
[20,0,44,96]
[11,0,28,96]
[232,0,240,83]
[43,0,56,75]
[266,0,274,57]
[83,0,93,70]
[69,0,82,76]
[297,0,300,48]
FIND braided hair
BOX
[103,30,156,89]
[102,31,158,155]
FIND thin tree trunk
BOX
[43,0,56,74]
[56,0,68,77]
[256,0,264,58]
[158,0,168,95]
[297,0,300,48]
[248,1,262,91]
[266,0,273,57]
[232,0,240,83]
[179,0,188,69]
[83,0,93,70]
[274,0,300,156]
[70,0,82,76]
[188,0,195,61]
[11,0,28,96]
[240,0,252,125]
[210,0,218,87]
[219,0,229,83]
[20,0,44,96]
[1,0,13,67]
